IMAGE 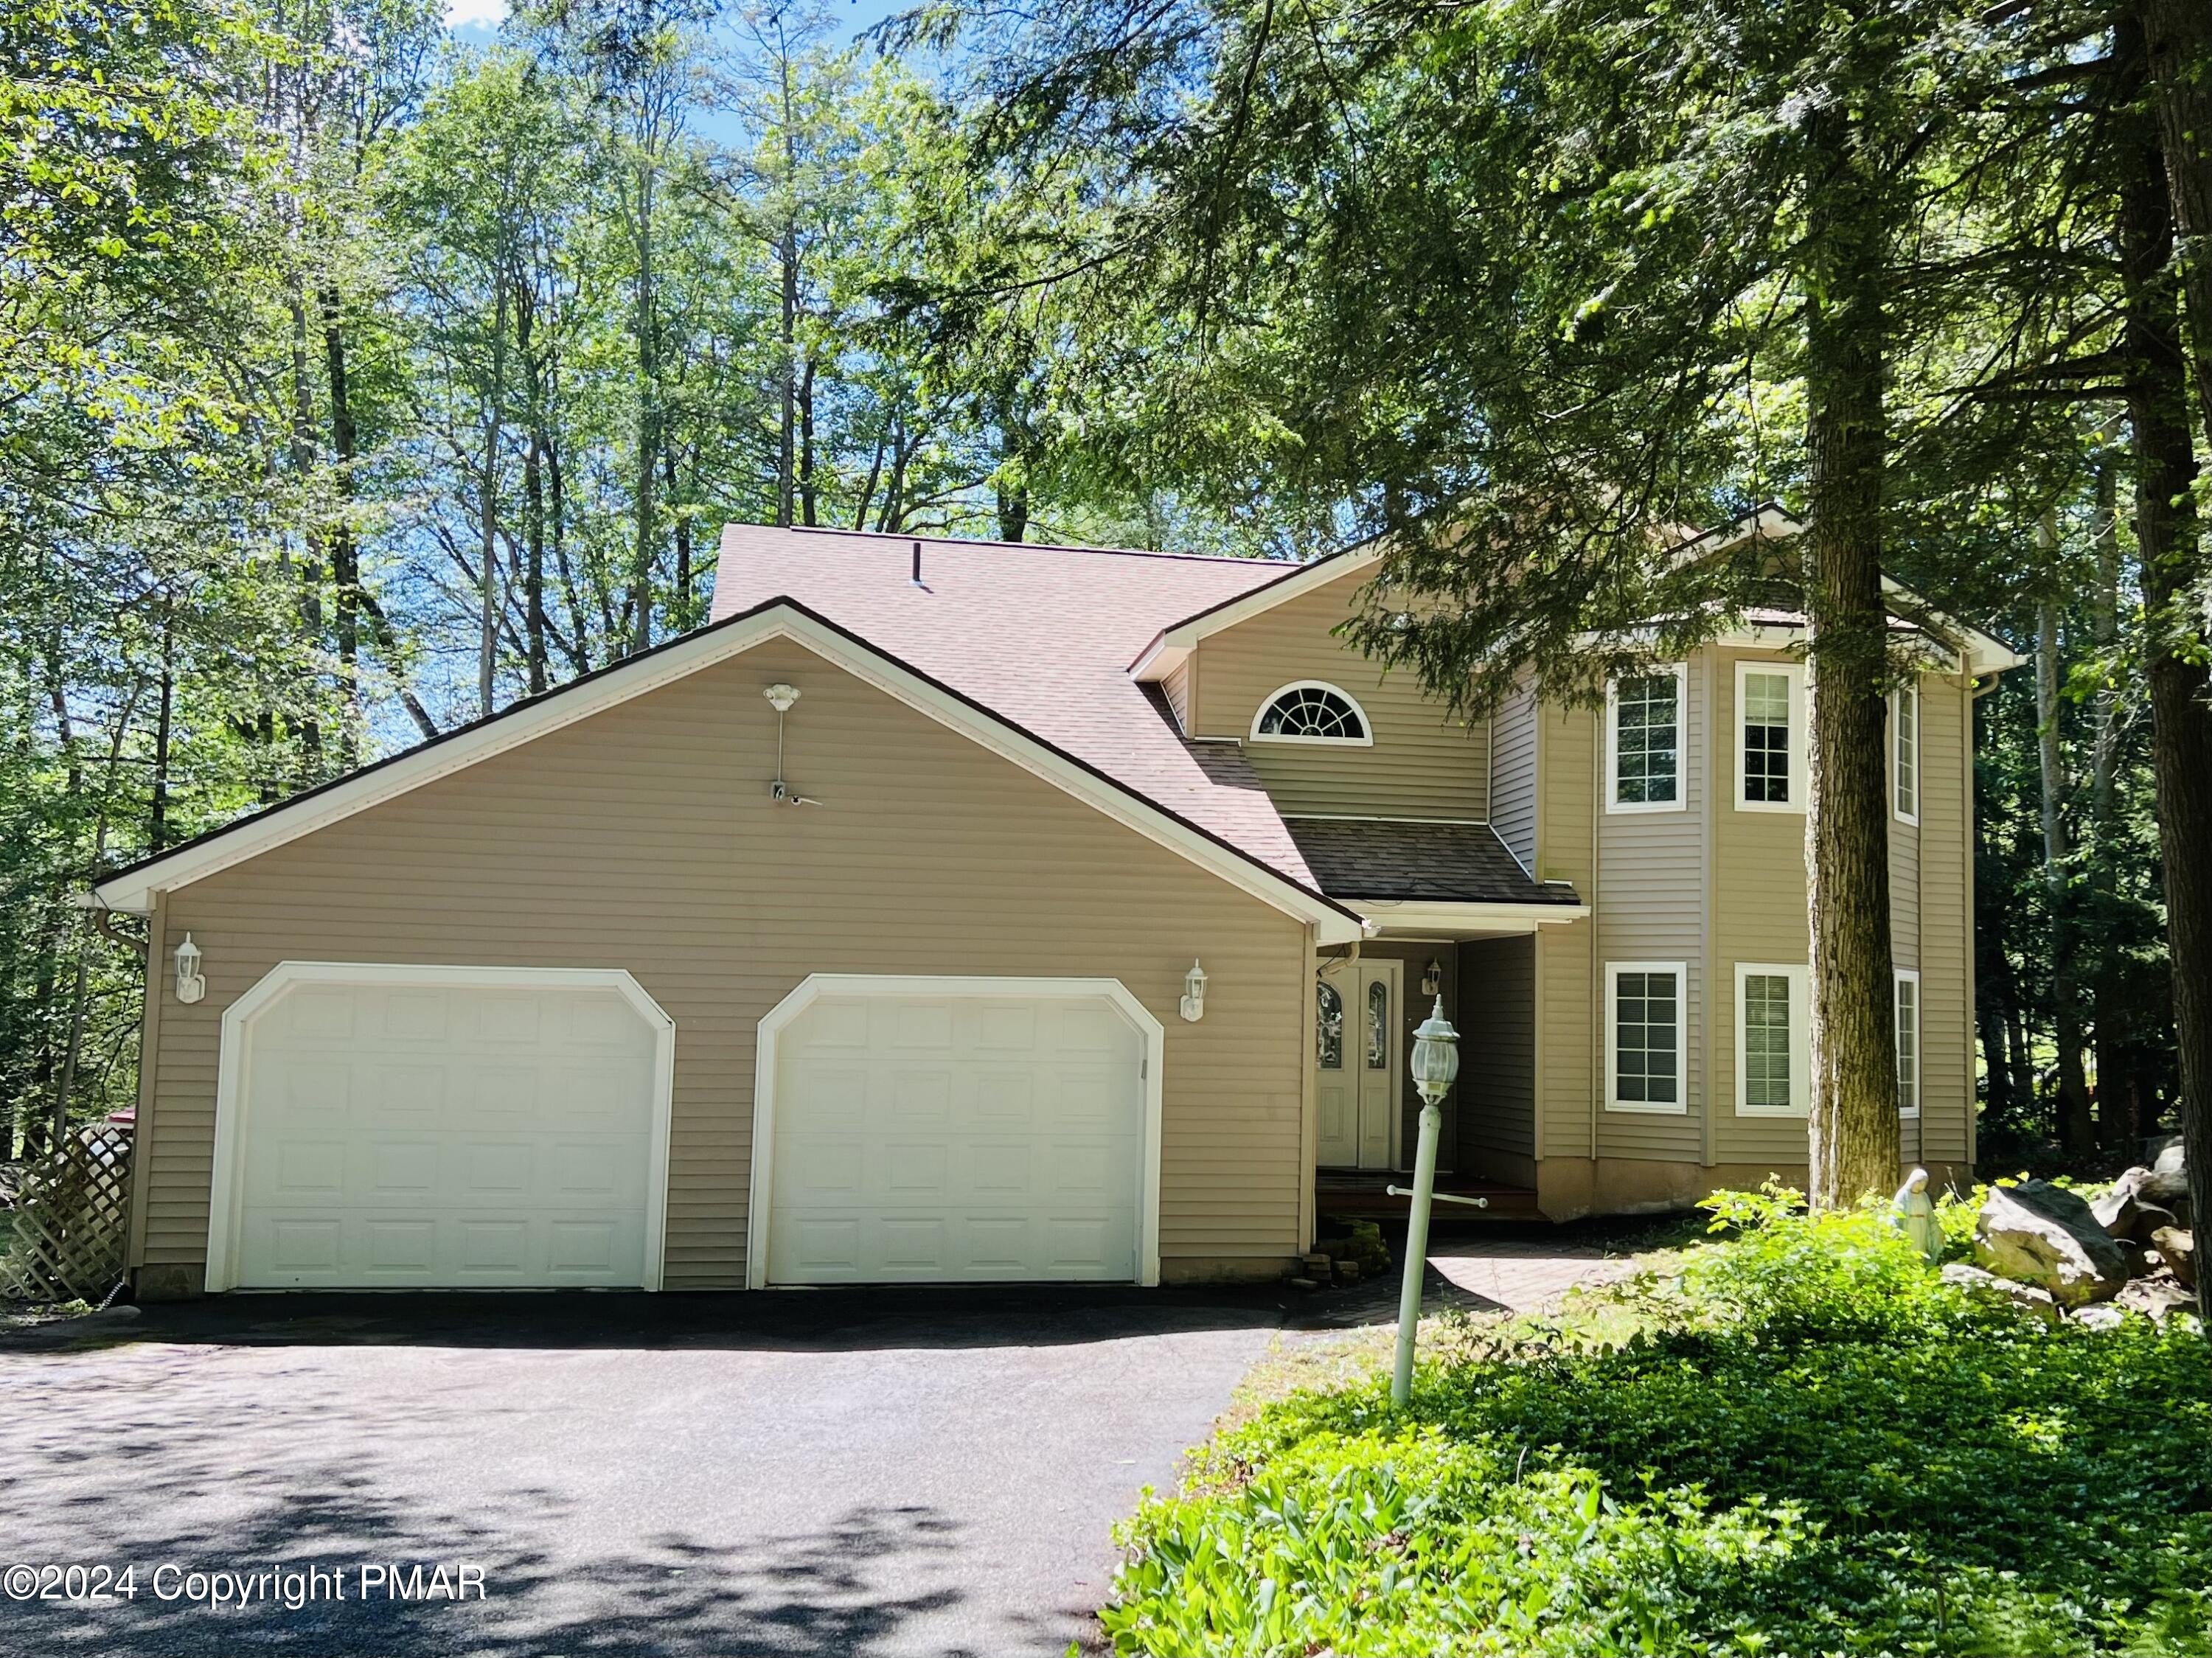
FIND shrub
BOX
[1100,1191,2212,1657]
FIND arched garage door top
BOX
[206,962,675,1293]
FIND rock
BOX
[2152,1227,2196,1291]
[2138,1169,2192,1227]
[1973,1180,2132,1306]
[2091,1168,2149,1236]
[2128,1202,2181,1244]
[1333,1259,1362,1286]
[2117,1274,2199,1323]
[1941,1262,2061,1326]
[1287,1277,1321,1292]
[2152,1136,2185,1175]
[2072,1303,2128,1331]
[2117,1236,2155,1280]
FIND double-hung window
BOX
[1607,963,1686,1112]
[1893,684,1921,825]
[1735,661,1805,813]
[1607,666,1686,812]
[1734,963,1810,1116]
[1895,969,1921,1117]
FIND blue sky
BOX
[443,0,916,43]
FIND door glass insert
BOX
[1316,980,1343,1069]
[1366,979,1389,1069]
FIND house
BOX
[93,512,2021,1298]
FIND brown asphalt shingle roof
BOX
[1281,818,1582,905]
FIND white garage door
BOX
[218,968,668,1290]
[762,981,1153,1284]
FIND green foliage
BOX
[1100,1197,2212,1656]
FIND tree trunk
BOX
[479,271,508,720]
[518,290,549,697]
[319,286,361,768]
[1801,106,1900,1208]
[2090,452,2127,1150]
[779,218,799,529]
[150,591,175,853]
[664,445,689,632]
[630,161,658,655]
[799,356,818,528]
[2035,568,2094,1157]
[1979,986,2015,1121]
[998,478,1031,544]
[2124,3,2212,1317]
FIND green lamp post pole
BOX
[1392,996,1461,1407]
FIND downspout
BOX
[1590,706,1602,1163]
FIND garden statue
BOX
[1891,1167,1941,1264]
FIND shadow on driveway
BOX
[0,1283,1294,1656]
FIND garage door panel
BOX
[767,984,1147,1285]
[229,974,661,1289]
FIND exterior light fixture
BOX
[1178,959,1208,1023]
[1391,995,1463,1405]
[763,683,821,806]
[174,933,206,1005]
[1422,958,1443,997]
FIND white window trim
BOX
[1896,967,1923,1118]
[1733,660,1807,815]
[1892,684,1921,826]
[205,961,678,1295]
[1733,961,1811,1117]
[747,975,1164,1290]
[1605,663,1689,814]
[1605,960,1688,1114]
[1249,680,1375,746]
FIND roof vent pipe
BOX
[911,540,923,587]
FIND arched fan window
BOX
[1252,682,1372,745]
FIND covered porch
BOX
[1288,815,1587,1220]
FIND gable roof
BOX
[711,524,1321,884]
[91,595,1366,941]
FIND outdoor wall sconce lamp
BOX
[1422,958,1443,997]
[1179,958,1208,1023]
[174,933,206,1005]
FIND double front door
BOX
[1316,958,1402,1168]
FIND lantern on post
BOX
[1391,995,1461,1405]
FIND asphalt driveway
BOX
[0,1285,1292,1656]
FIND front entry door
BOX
[1316,958,1402,1168]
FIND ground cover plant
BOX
[1100,1191,2211,1656]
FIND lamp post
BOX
[1392,995,1460,1406]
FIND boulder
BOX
[2139,1170,2193,1228]
[2116,1236,2154,1280]
[2072,1303,2128,1331]
[2091,1168,2149,1236]
[2152,1136,2185,1174]
[2128,1202,2181,1244]
[2152,1226,2196,1292]
[1973,1180,2132,1306]
[1941,1262,2061,1326]
[2117,1274,2199,1323]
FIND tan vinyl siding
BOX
[1917,679,1973,1166]
[136,638,1308,1286]
[1458,936,1534,1165]
[1490,682,1539,871]
[1535,704,1598,1160]
[1192,565,1489,818]
[1162,655,1192,734]
[1709,647,1814,1168]
[1707,649,1966,1173]
[1595,658,1706,1162]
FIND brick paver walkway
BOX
[1290,1235,1636,1331]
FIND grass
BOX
[1099,1188,2212,1657]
